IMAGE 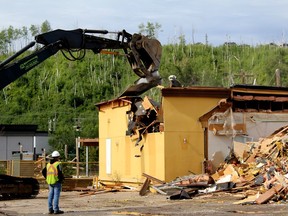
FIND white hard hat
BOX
[168,75,176,80]
[51,151,60,158]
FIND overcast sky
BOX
[1,0,288,46]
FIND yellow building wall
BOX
[162,96,221,181]
[98,102,165,183]
[98,102,130,182]
[98,95,223,183]
[138,133,165,181]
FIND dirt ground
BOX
[1,189,288,216]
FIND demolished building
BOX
[96,85,288,184]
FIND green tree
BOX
[2,21,288,157]
[29,24,40,37]
[41,20,52,33]
[138,22,162,38]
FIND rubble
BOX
[126,96,162,147]
[144,125,288,204]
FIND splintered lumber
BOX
[255,184,283,204]
[175,174,213,186]
[139,178,151,196]
[233,141,250,159]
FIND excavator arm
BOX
[0,28,162,96]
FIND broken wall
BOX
[97,98,165,183]
[208,112,288,170]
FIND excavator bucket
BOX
[120,34,162,96]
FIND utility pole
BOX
[275,69,281,87]
[76,137,80,178]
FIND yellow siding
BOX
[98,103,130,182]
[162,96,220,181]
[99,102,165,183]
[98,103,129,138]
[139,133,165,181]
[98,95,222,183]
[163,97,220,132]
[164,131,204,180]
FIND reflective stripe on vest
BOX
[46,161,61,185]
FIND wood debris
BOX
[125,96,161,147]
[142,125,288,204]
[70,182,138,196]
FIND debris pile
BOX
[145,125,288,204]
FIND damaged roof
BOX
[95,96,142,109]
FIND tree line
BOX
[0,21,287,161]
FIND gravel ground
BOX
[1,190,288,216]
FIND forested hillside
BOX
[1,21,288,157]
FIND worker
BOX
[168,75,182,87]
[42,150,64,214]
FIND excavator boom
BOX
[0,28,162,95]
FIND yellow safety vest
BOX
[46,161,61,185]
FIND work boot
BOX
[48,209,54,214]
[54,210,64,214]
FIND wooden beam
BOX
[142,173,165,184]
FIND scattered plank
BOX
[255,184,283,204]
[139,178,151,196]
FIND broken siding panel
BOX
[207,134,232,170]
[208,123,246,135]
[244,113,288,141]
[207,113,288,170]
[208,108,245,136]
